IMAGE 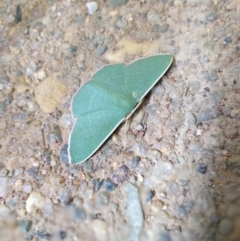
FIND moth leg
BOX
[124,117,132,142]
[123,98,145,141]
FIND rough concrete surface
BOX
[0,0,239,241]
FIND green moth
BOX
[69,55,173,165]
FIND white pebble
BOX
[0,177,9,198]
[27,100,39,112]
[86,2,99,15]
[22,182,32,193]
[36,69,46,80]
[26,191,47,213]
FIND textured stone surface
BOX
[0,1,239,241]
[35,77,67,113]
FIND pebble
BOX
[0,76,9,84]
[151,24,159,32]
[43,199,54,217]
[92,178,104,192]
[177,204,188,218]
[35,77,67,113]
[95,45,108,57]
[188,140,202,151]
[104,178,118,191]
[103,146,118,158]
[158,230,171,241]
[146,190,155,202]
[226,158,240,176]
[223,36,232,45]
[18,220,32,233]
[122,183,143,241]
[59,188,72,204]
[60,144,69,164]
[83,160,93,173]
[158,140,173,155]
[147,9,162,25]
[59,113,72,127]
[135,123,144,131]
[206,12,217,22]
[197,163,207,174]
[86,2,98,15]
[4,94,13,105]
[205,69,219,82]
[27,166,39,179]
[209,89,225,105]
[26,192,47,213]
[35,69,46,80]
[17,94,27,107]
[22,182,32,193]
[150,200,164,212]
[97,191,110,206]
[230,108,240,119]
[92,220,108,239]
[69,167,81,175]
[177,156,187,165]
[187,112,196,125]
[0,177,9,197]
[197,108,221,123]
[47,125,63,145]
[147,103,159,116]
[59,231,67,240]
[11,112,29,123]
[131,156,141,168]
[159,23,169,33]
[69,205,86,222]
[204,87,210,92]
[14,179,23,191]
[107,0,127,7]
[42,151,51,164]
[184,201,195,212]
[111,164,131,185]
[169,182,181,197]
[203,131,219,147]
[224,127,238,138]
[116,18,127,29]
[27,100,39,112]
[147,149,161,161]
[7,14,15,23]
[35,230,51,240]
[218,218,233,235]
[70,45,78,54]
[0,101,6,114]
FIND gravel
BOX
[111,164,131,185]
[197,108,221,123]
[206,12,218,22]
[122,183,143,241]
[197,163,208,174]
[86,2,99,15]
[95,45,108,57]
[0,177,9,198]
[205,69,219,82]
[107,0,127,7]
[104,178,118,191]
[60,144,69,164]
